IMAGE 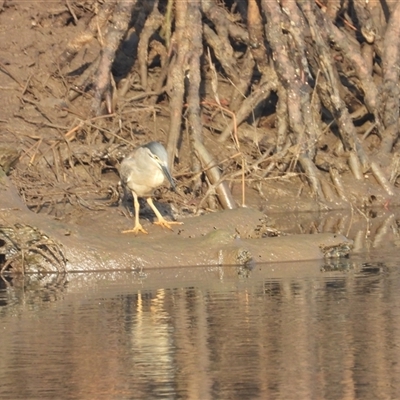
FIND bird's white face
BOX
[147,149,175,189]
[148,150,166,171]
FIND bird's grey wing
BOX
[120,154,154,192]
[119,158,135,185]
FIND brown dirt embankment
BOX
[1,172,353,274]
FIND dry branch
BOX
[92,0,137,115]
[41,0,400,217]
[380,0,400,154]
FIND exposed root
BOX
[8,0,400,219]
[0,224,67,275]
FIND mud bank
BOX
[1,174,352,273]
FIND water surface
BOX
[1,251,400,400]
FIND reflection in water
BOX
[1,254,400,399]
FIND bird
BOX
[119,141,182,234]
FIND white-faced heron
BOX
[120,141,182,234]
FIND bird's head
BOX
[143,142,176,190]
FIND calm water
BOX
[1,251,400,400]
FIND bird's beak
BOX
[161,164,176,191]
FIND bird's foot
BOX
[122,223,148,235]
[154,218,183,231]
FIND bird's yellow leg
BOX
[147,197,183,231]
[122,193,148,234]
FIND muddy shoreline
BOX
[4,171,400,274]
[0,171,356,273]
